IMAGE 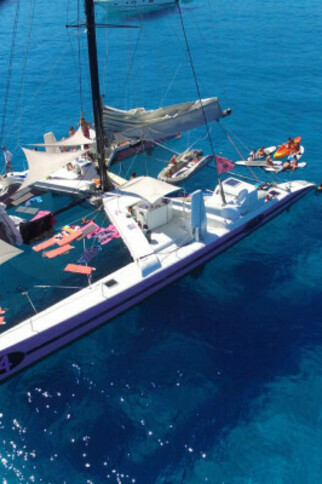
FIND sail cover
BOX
[103,97,229,143]
[32,127,94,148]
[19,148,86,191]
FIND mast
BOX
[84,0,112,191]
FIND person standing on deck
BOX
[1,146,13,177]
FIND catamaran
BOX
[0,0,314,382]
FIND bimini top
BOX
[116,176,178,204]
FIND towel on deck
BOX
[64,264,95,275]
[43,244,74,259]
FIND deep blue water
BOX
[1,0,322,482]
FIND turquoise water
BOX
[1,0,322,482]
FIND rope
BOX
[176,2,216,161]
[77,0,83,114]
[0,0,21,145]
[224,125,252,154]
[218,122,261,183]
[176,2,229,203]
[6,0,37,147]
[66,0,84,114]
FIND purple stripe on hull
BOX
[0,185,313,382]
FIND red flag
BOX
[214,155,235,175]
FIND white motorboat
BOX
[157,149,212,184]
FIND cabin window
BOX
[105,279,118,288]
[225,179,240,187]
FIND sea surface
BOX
[1,0,322,482]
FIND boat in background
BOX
[95,0,178,11]
[158,148,212,183]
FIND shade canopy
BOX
[19,148,86,191]
[117,176,178,204]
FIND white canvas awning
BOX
[33,127,94,148]
[103,97,230,143]
[0,239,23,265]
[117,176,178,204]
[19,148,86,191]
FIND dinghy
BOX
[157,149,212,184]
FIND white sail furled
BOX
[33,127,95,148]
[103,97,230,143]
[19,148,86,191]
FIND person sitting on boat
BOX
[69,126,77,151]
[167,155,177,176]
[130,172,136,180]
[265,154,274,166]
[256,146,265,158]
[1,146,13,177]
[290,154,298,170]
[79,114,90,138]
[286,137,295,150]
[291,140,300,154]
[282,159,292,171]
[248,149,256,161]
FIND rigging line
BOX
[5,44,72,140]
[0,0,21,145]
[34,285,83,290]
[121,26,143,102]
[176,2,216,160]
[77,0,83,114]
[218,122,261,183]
[66,9,83,106]
[21,291,38,314]
[160,63,182,107]
[7,0,37,146]
[224,125,252,154]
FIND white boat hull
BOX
[0,180,314,382]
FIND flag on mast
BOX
[214,155,235,175]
